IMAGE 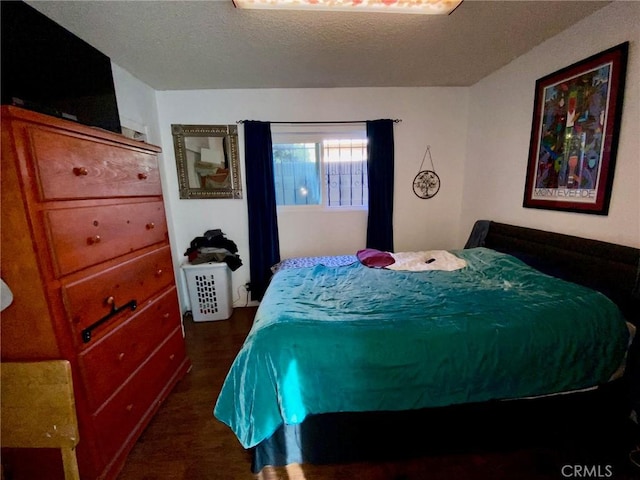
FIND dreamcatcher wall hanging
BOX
[413,145,441,199]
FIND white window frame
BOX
[271,124,368,212]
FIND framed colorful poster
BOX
[523,42,628,215]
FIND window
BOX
[272,126,368,208]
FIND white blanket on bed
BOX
[387,250,467,271]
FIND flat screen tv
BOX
[1,1,122,134]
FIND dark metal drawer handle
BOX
[81,297,137,343]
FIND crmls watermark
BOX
[561,465,614,478]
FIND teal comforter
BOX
[214,248,629,449]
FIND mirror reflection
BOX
[172,124,242,199]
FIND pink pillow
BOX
[356,248,395,268]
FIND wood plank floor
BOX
[117,307,640,480]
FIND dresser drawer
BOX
[29,127,161,200]
[92,327,187,463]
[46,200,168,276]
[78,287,181,410]
[62,246,175,345]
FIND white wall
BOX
[155,88,468,309]
[112,1,639,315]
[461,1,640,248]
[111,63,161,145]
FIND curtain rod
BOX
[236,119,402,125]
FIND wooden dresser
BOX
[1,106,191,480]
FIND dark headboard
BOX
[465,220,640,325]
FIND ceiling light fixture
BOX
[233,0,463,15]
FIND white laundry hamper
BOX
[182,262,232,321]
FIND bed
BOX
[214,220,640,472]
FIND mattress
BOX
[214,247,631,449]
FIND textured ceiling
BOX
[26,0,611,90]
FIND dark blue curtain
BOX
[244,121,280,301]
[366,119,395,252]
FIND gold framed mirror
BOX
[172,124,242,199]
